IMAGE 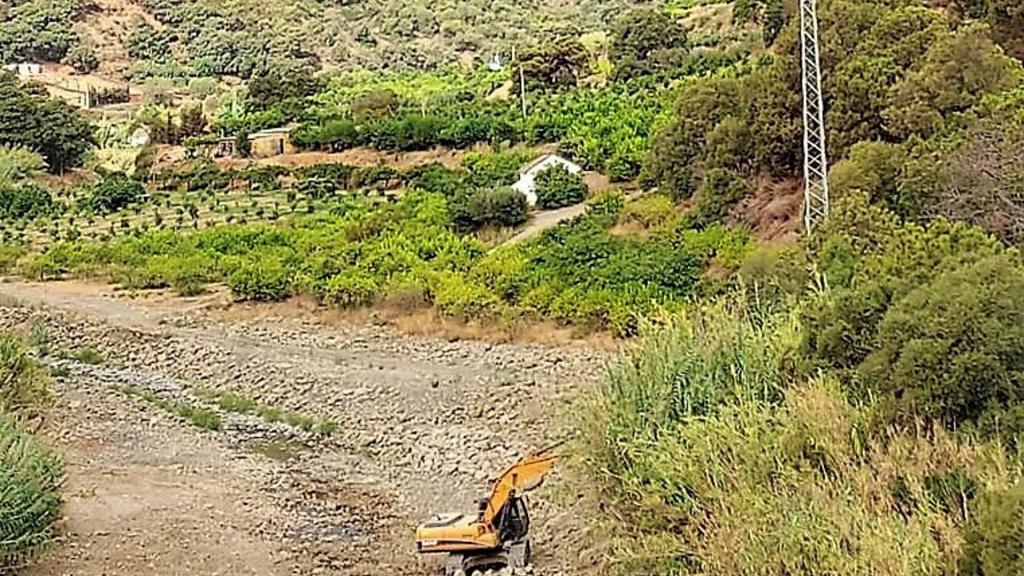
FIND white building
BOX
[3,62,43,77]
[511,154,583,206]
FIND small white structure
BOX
[3,62,42,77]
[129,127,151,147]
[511,154,583,206]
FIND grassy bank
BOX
[578,193,1024,574]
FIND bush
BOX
[0,335,61,564]
[228,258,291,301]
[0,336,49,413]
[618,194,675,230]
[88,173,145,214]
[454,187,529,231]
[319,271,380,308]
[430,272,502,321]
[0,184,53,219]
[858,255,1024,438]
[961,483,1024,576]
[62,44,99,74]
[534,164,588,209]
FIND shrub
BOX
[961,483,1024,576]
[619,194,675,230]
[534,164,588,209]
[228,258,291,301]
[0,335,61,564]
[88,172,145,214]
[430,272,502,321]
[0,336,49,413]
[579,300,1008,576]
[0,184,53,219]
[62,44,99,74]
[858,255,1024,438]
[690,168,750,226]
[319,271,380,308]
[465,187,529,229]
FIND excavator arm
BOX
[481,444,559,526]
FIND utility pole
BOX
[799,0,829,232]
[519,64,527,121]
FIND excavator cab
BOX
[415,445,558,575]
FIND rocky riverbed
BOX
[0,282,610,576]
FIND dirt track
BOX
[0,281,607,576]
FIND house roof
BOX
[519,153,580,175]
[249,124,296,138]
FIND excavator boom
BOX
[482,444,559,525]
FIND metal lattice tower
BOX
[799,0,829,231]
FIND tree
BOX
[88,172,146,214]
[884,24,1023,139]
[178,103,207,140]
[0,73,95,173]
[519,37,589,92]
[452,187,529,231]
[246,62,320,114]
[609,8,689,81]
[534,164,588,209]
[62,44,100,74]
[125,24,173,61]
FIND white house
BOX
[511,154,583,206]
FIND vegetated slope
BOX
[0,0,644,76]
[572,0,1024,572]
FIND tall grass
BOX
[0,335,61,568]
[578,300,1019,575]
[0,413,62,565]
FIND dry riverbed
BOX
[0,281,610,576]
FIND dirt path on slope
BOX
[0,281,608,576]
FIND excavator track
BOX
[443,538,531,576]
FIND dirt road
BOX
[0,281,608,576]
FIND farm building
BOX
[512,154,583,206]
[214,125,297,158]
[249,126,296,158]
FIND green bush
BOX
[459,187,529,230]
[859,255,1024,438]
[0,336,49,413]
[319,271,380,308]
[534,164,588,209]
[961,483,1024,576]
[88,172,146,214]
[228,258,291,301]
[579,300,1007,576]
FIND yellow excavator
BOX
[415,445,559,575]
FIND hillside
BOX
[2,0,649,77]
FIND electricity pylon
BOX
[799,0,829,231]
